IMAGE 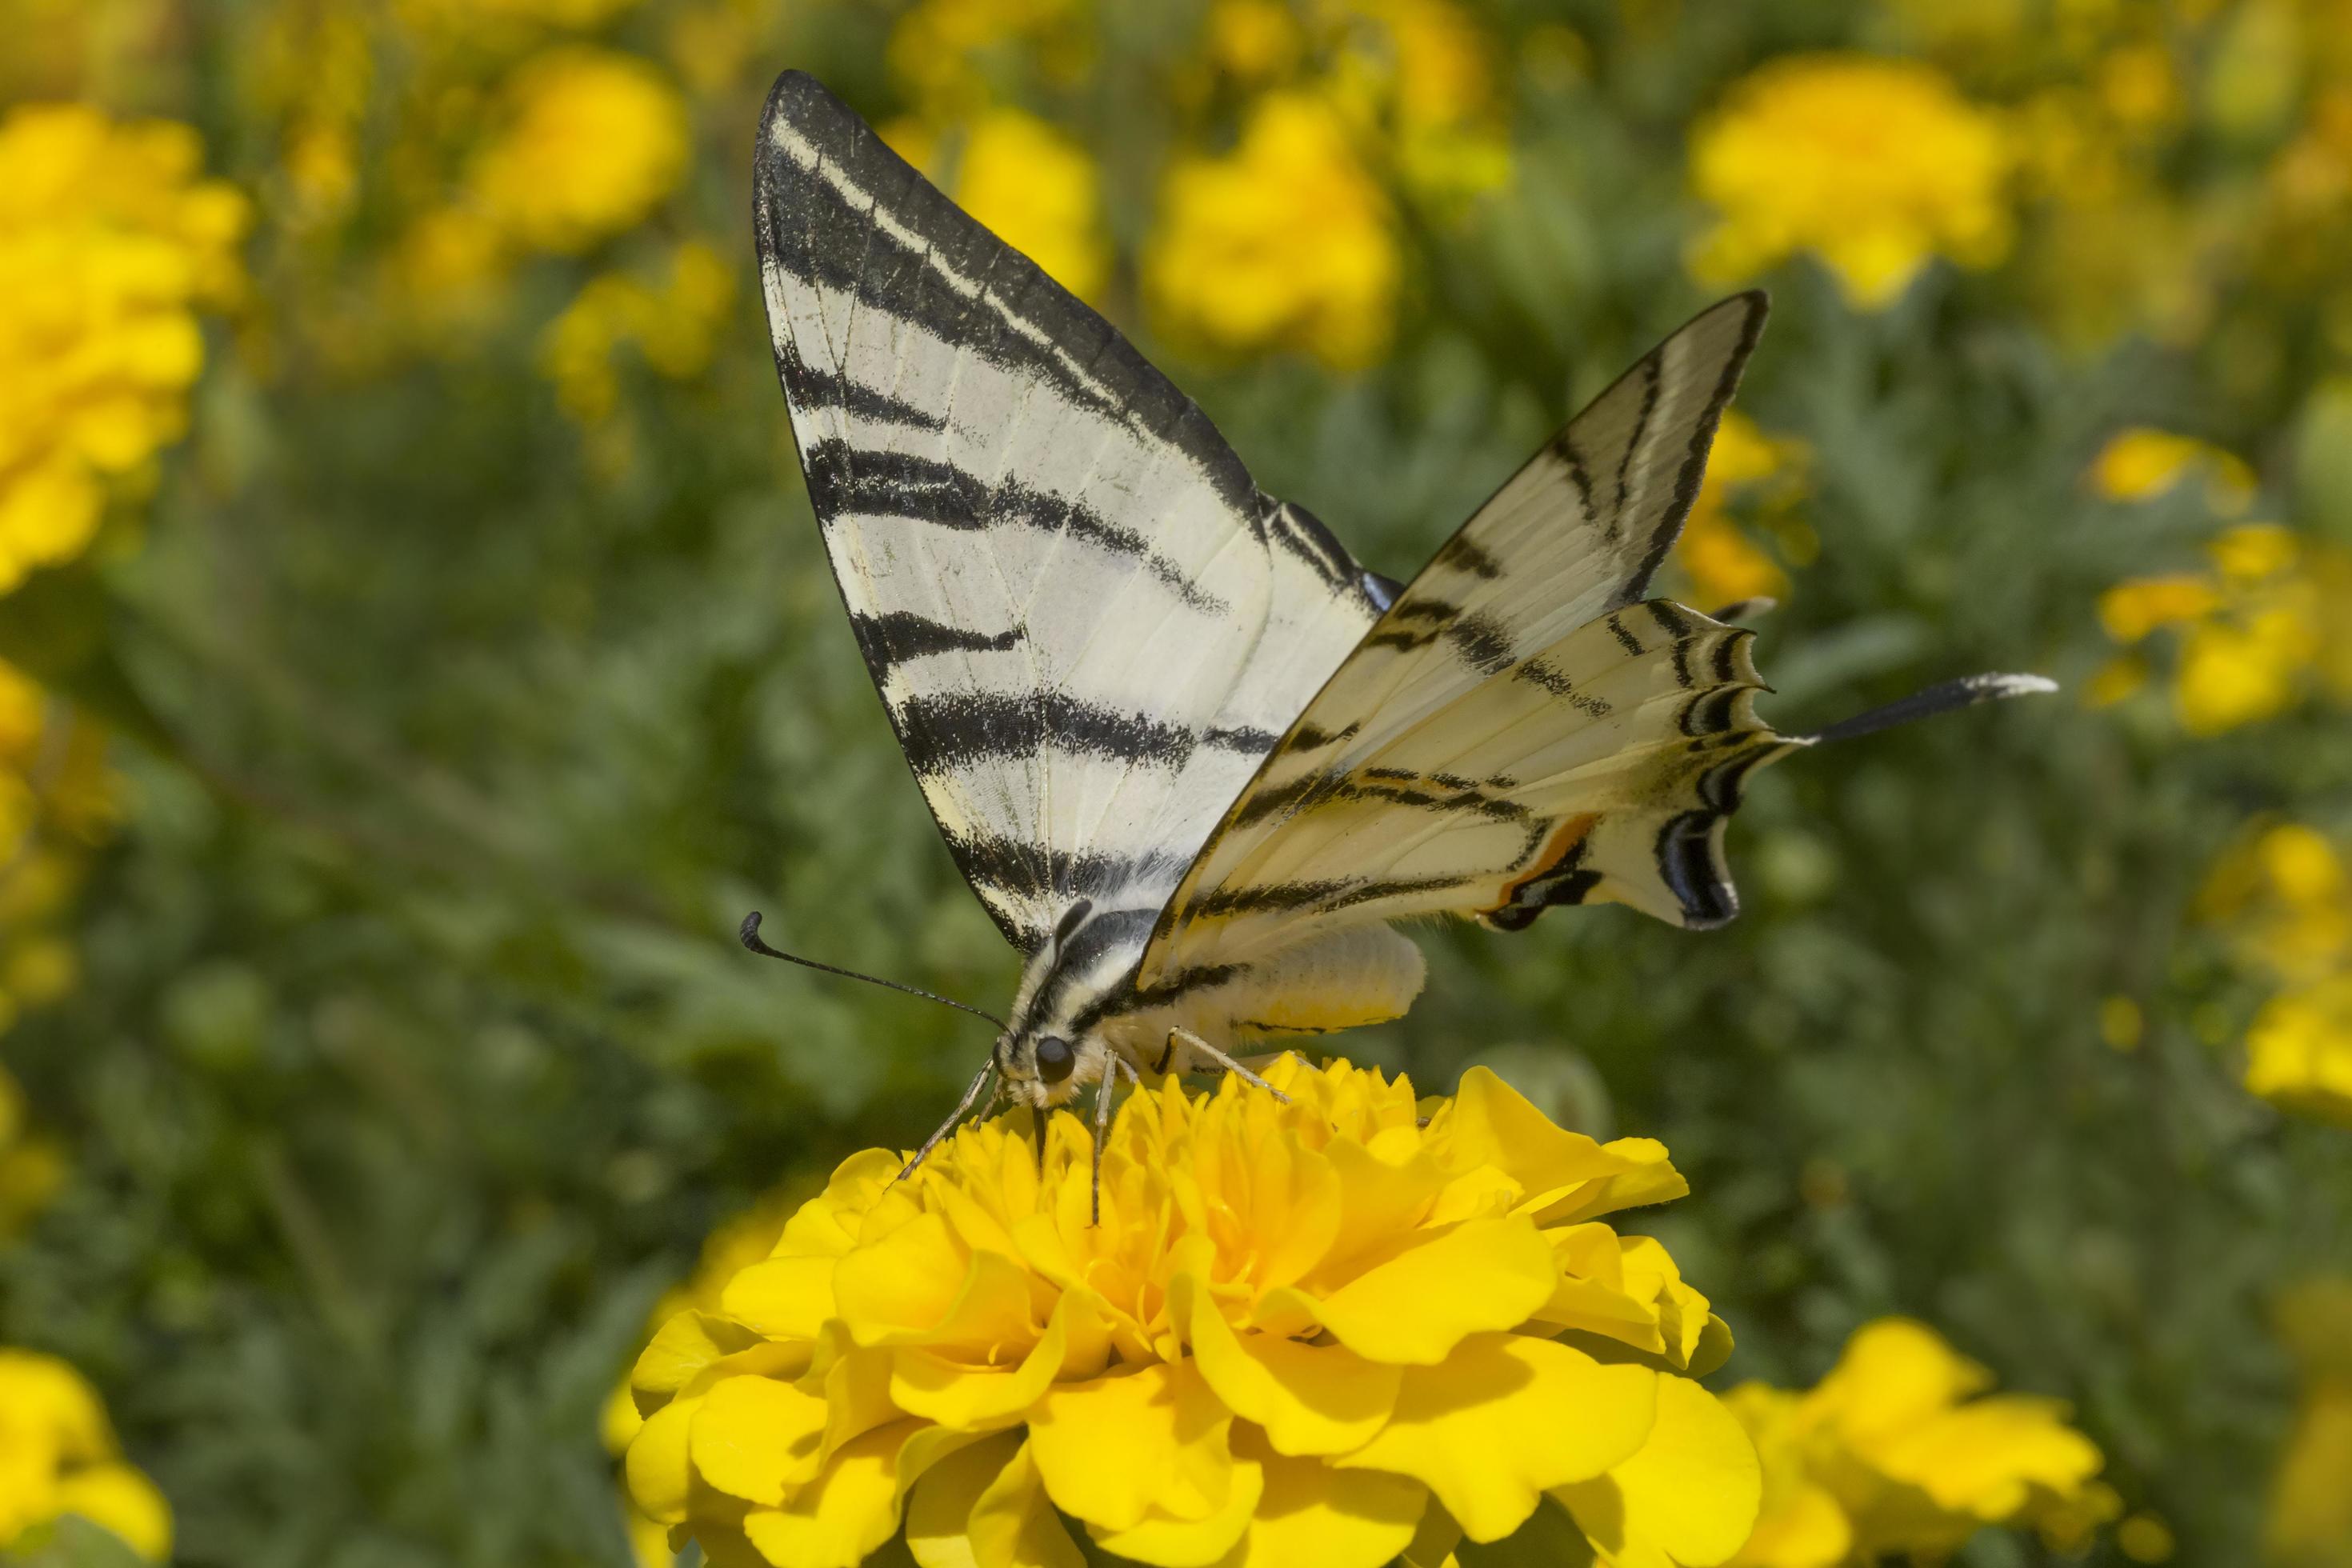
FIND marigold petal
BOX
[1554,1375,1761,1568]
[1333,1333,1658,1542]
[1313,1136,1445,1281]
[723,1256,839,1342]
[1227,1430,1427,1568]
[1810,1318,1987,1442]
[1313,1217,1558,1365]
[1084,1454,1263,1566]
[821,1346,902,1458]
[967,1439,1086,1568]
[634,1311,773,1412]
[627,1393,704,1524]
[778,1150,902,1258]
[1430,1069,1686,1224]
[1398,1498,1465,1568]
[837,1218,1048,1357]
[690,1374,829,1504]
[892,1290,1082,1430]
[1028,1360,1237,1531]
[830,1212,974,1338]
[1876,1396,2104,1518]
[742,1418,971,1568]
[906,1431,1022,1568]
[52,1462,172,1560]
[1730,1482,1850,1568]
[1180,1270,1399,1455]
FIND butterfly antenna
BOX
[738,912,1007,1026]
[1806,673,2058,746]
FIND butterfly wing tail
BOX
[1806,672,2058,746]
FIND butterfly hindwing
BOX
[1138,295,1789,996]
[754,72,1382,958]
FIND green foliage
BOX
[5,2,2350,1565]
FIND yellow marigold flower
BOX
[609,1190,801,1568]
[2096,576,2220,645]
[622,1057,1759,1568]
[1726,1318,2110,1566]
[542,240,735,424]
[2270,1279,2352,1566]
[469,49,688,254]
[0,102,246,595]
[2175,609,2321,735]
[1690,55,2013,310]
[2244,977,2352,1126]
[1675,411,1801,611]
[1330,0,1513,202]
[2096,525,2352,734]
[0,1350,171,1560]
[2198,821,2352,987]
[1149,94,1400,370]
[2089,428,2257,514]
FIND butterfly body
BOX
[750,71,2050,1140]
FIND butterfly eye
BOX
[1033,1035,1076,1086]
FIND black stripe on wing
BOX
[754,70,1257,514]
[893,691,1272,775]
[847,610,1023,674]
[1617,293,1769,606]
[799,442,1229,613]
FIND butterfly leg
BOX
[893,1058,998,1190]
[1089,1054,1134,1226]
[1167,1026,1290,1104]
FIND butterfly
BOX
[744,71,2052,1203]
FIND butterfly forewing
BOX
[754,73,1381,959]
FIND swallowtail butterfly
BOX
[746,72,2051,1190]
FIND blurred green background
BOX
[3,0,2352,1564]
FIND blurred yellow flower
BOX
[469,49,688,254]
[0,1350,171,1560]
[1690,55,2014,310]
[2198,821,2352,989]
[2090,427,2258,514]
[400,0,646,34]
[2243,977,2352,1126]
[0,658,111,1046]
[1726,1318,2113,1567]
[542,240,734,424]
[0,1066,65,1239]
[0,102,246,595]
[2197,821,2352,1123]
[1206,0,1303,82]
[2096,523,2352,734]
[886,0,1092,118]
[1676,410,1802,611]
[1149,93,1400,369]
[1329,0,1513,202]
[2270,1280,2352,1567]
[622,1058,1760,1568]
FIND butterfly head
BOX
[993,1027,1110,1107]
